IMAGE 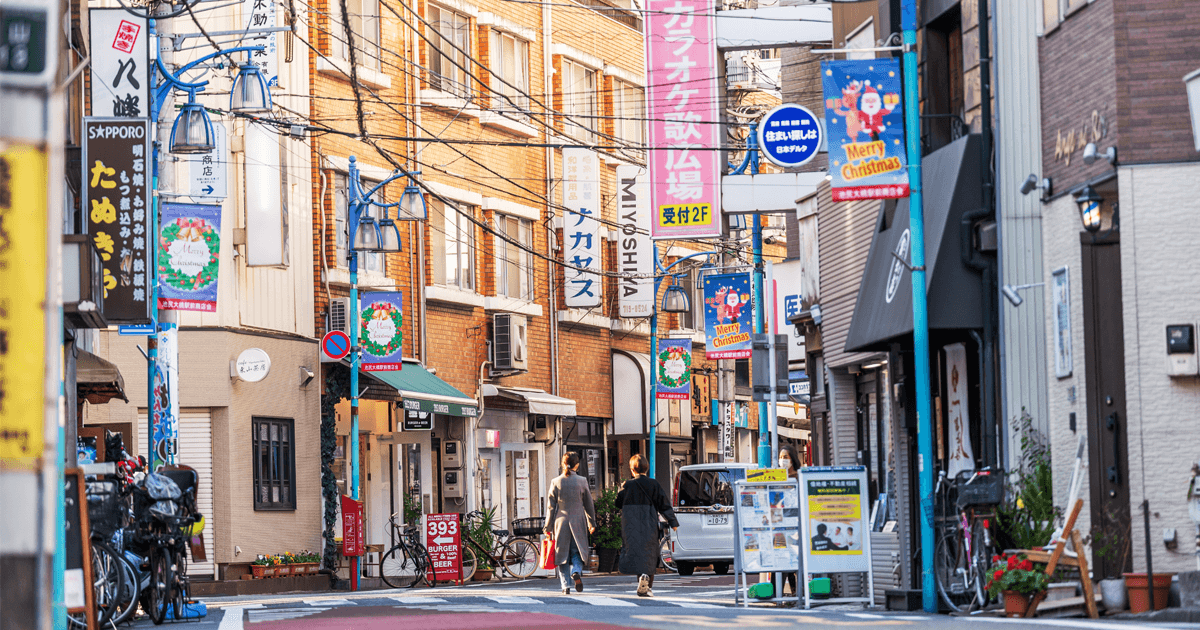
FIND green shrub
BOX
[593,485,623,550]
[994,409,1060,551]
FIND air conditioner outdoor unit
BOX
[328,298,350,334]
[493,313,528,371]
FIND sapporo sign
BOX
[84,118,153,323]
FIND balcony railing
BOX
[726,55,781,93]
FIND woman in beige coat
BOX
[544,452,596,594]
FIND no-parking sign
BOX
[320,330,351,362]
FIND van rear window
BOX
[676,469,745,507]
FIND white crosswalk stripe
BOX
[484,595,543,605]
[247,607,329,623]
[388,596,449,604]
[304,598,353,607]
[845,613,885,619]
[671,601,725,608]
[577,596,639,607]
[217,605,262,630]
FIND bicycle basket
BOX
[955,470,1005,508]
[511,517,545,537]
[86,480,123,535]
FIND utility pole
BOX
[898,0,937,613]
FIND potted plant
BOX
[593,486,623,573]
[1092,524,1132,611]
[467,506,497,581]
[986,553,1050,617]
[251,554,278,578]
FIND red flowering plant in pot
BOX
[986,553,1050,617]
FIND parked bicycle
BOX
[933,467,1004,613]
[459,511,539,581]
[380,512,435,589]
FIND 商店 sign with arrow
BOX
[188,122,227,199]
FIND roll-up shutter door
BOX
[138,410,215,577]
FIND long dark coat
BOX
[615,475,679,576]
[545,472,596,566]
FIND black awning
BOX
[844,134,984,354]
[77,350,128,404]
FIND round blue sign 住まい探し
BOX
[757,103,823,168]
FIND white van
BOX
[668,463,755,576]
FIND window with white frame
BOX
[428,4,472,99]
[613,80,645,145]
[334,172,383,274]
[561,60,597,141]
[674,265,705,331]
[489,30,529,112]
[495,214,535,300]
[336,0,381,70]
[430,198,476,290]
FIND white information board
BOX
[799,466,874,608]
[732,471,800,606]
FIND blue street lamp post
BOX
[344,157,422,590]
[647,250,715,479]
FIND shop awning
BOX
[365,361,479,418]
[844,134,985,353]
[77,350,128,404]
[481,385,577,417]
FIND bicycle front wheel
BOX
[460,545,478,582]
[381,546,422,589]
[934,532,981,613]
[502,538,538,579]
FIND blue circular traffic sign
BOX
[758,103,822,168]
[322,330,351,361]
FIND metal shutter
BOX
[138,410,216,577]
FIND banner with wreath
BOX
[158,202,222,312]
[655,338,692,400]
[359,292,404,371]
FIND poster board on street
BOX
[798,466,874,608]
[732,476,800,607]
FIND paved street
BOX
[124,574,1198,630]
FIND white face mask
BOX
[778,457,791,469]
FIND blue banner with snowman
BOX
[703,273,753,359]
[821,59,910,202]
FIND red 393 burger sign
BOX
[425,513,462,582]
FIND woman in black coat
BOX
[615,454,678,597]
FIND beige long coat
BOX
[544,472,596,566]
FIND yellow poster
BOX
[0,146,48,469]
[806,478,863,555]
[746,468,788,483]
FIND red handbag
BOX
[540,537,556,570]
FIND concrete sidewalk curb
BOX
[1111,607,1200,623]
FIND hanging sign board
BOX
[758,103,823,168]
[158,202,222,312]
[402,409,433,431]
[562,148,601,307]
[655,338,692,400]
[425,513,463,582]
[359,292,404,371]
[645,0,721,239]
[234,347,271,382]
[821,59,909,201]
[151,324,179,470]
[83,117,152,323]
[88,9,149,118]
[703,273,753,359]
[187,123,228,199]
[616,165,653,318]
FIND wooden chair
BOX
[1014,498,1099,619]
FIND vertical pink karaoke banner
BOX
[645,0,721,240]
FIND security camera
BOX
[1020,174,1039,195]
[1002,285,1023,307]
[1082,142,1098,165]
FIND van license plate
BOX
[706,514,729,526]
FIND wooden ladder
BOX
[1016,498,1099,619]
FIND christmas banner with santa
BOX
[359,292,404,371]
[655,338,693,400]
[158,202,222,312]
[821,59,910,202]
[703,273,753,359]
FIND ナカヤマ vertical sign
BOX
[0,146,48,470]
[616,165,653,318]
[821,59,909,201]
[426,513,462,582]
[563,148,601,307]
[645,0,721,239]
[84,118,153,323]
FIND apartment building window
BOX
[923,7,963,153]
[495,214,535,300]
[334,173,383,274]
[253,417,296,510]
[674,265,705,331]
[336,0,381,70]
[561,60,597,141]
[1043,0,1087,30]
[489,30,530,112]
[428,4,472,98]
[431,198,476,290]
[614,80,644,145]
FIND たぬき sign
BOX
[158,203,221,312]
[655,338,692,400]
[359,292,403,371]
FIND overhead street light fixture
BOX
[661,280,691,313]
[230,62,273,113]
[170,93,217,154]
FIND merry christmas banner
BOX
[703,273,753,359]
[655,338,693,400]
[821,59,910,202]
[158,202,221,312]
[359,292,404,371]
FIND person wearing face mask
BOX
[778,444,801,602]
